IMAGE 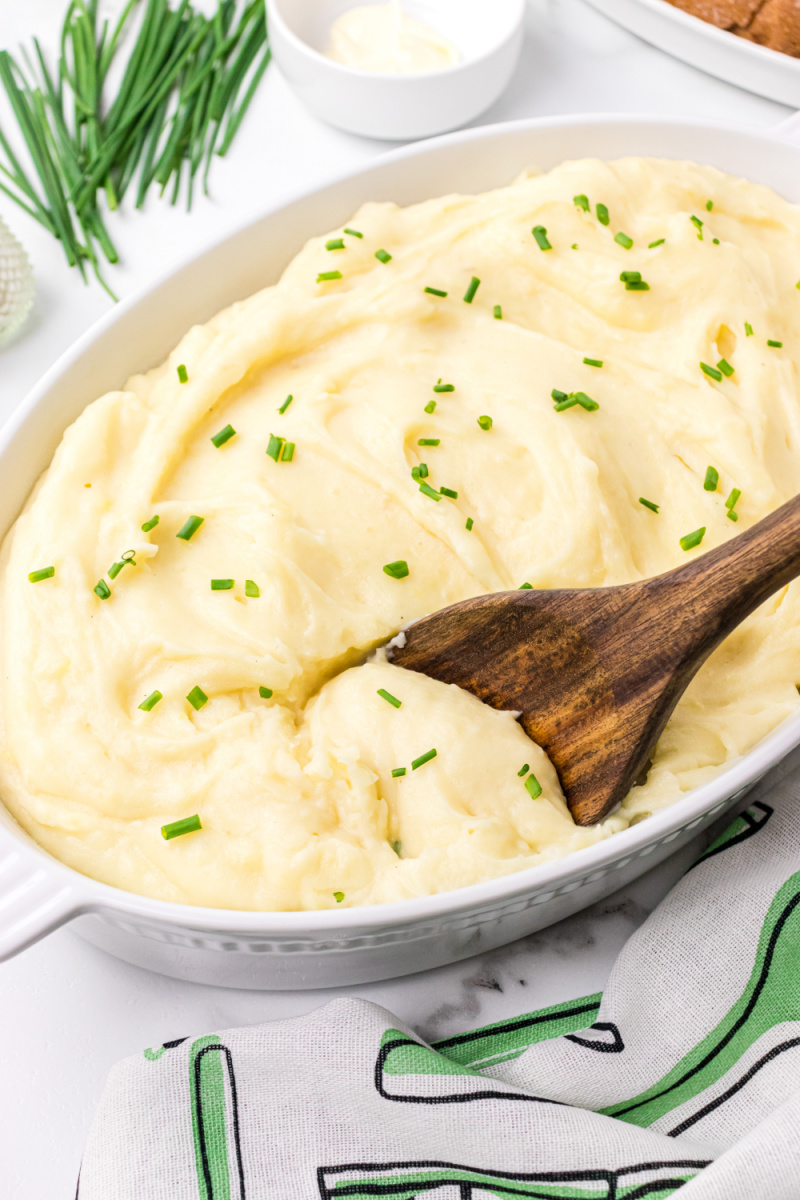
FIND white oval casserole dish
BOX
[2,112,800,990]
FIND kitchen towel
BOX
[76,760,800,1199]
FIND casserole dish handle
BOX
[0,840,82,962]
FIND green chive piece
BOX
[108,561,124,580]
[139,691,162,712]
[551,388,568,402]
[573,194,590,211]
[410,464,427,481]
[424,400,437,414]
[433,381,455,393]
[177,364,188,384]
[626,281,650,291]
[94,579,111,599]
[713,239,720,245]
[440,486,458,499]
[161,814,202,841]
[259,686,273,699]
[717,359,734,377]
[519,582,533,589]
[706,200,714,211]
[465,517,474,531]
[278,394,294,414]
[525,773,543,800]
[728,511,739,522]
[186,686,208,710]
[620,271,642,283]
[383,560,409,579]
[614,232,633,249]
[745,323,754,336]
[518,763,530,776]
[317,271,342,282]
[418,438,440,446]
[419,481,441,501]
[703,466,719,492]
[424,286,447,297]
[333,891,345,903]
[211,424,236,448]
[493,305,502,319]
[176,515,204,541]
[532,225,551,250]
[680,527,706,552]
[583,357,603,368]
[700,362,722,381]
[463,276,480,303]
[141,515,159,532]
[725,488,741,512]
[691,215,704,236]
[245,580,260,598]
[767,340,783,348]
[571,244,579,250]
[375,248,392,264]
[280,441,296,462]
[574,392,599,411]
[326,238,345,250]
[477,415,493,431]
[648,238,665,248]
[392,840,403,854]
[211,579,234,591]
[391,769,406,778]
[554,398,580,411]
[597,204,610,225]
[344,228,363,238]
[266,434,284,461]
[796,281,800,290]
[639,497,659,513]
[378,688,402,708]
[28,566,54,582]
[411,747,437,770]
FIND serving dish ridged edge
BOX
[1,112,800,989]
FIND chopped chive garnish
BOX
[554,397,579,411]
[424,400,437,414]
[493,305,502,319]
[161,814,202,840]
[375,248,392,264]
[211,579,234,590]
[463,276,481,303]
[266,434,284,461]
[392,840,402,855]
[639,497,659,513]
[614,232,633,249]
[281,441,296,462]
[680,527,706,552]
[725,488,741,512]
[525,773,543,800]
[94,579,111,599]
[713,239,720,245]
[706,200,714,211]
[186,686,208,710]
[440,486,458,499]
[411,464,429,481]
[551,388,568,402]
[211,424,236,448]
[333,891,345,903]
[727,511,739,523]
[141,515,159,532]
[259,686,273,699]
[418,437,440,446]
[326,238,345,250]
[108,561,124,580]
[28,566,54,582]
[518,763,530,776]
[690,215,703,236]
[620,271,642,283]
[573,194,590,211]
[703,466,719,492]
[465,517,474,531]
[411,747,437,770]
[571,243,578,249]
[796,281,800,290]
[532,225,551,250]
[597,203,609,226]
[648,238,665,248]
[745,323,754,336]
[344,228,363,238]
[378,688,402,708]
[626,281,650,291]
[278,394,293,414]
[519,582,533,589]
[574,392,599,411]
[433,381,455,393]
[317,271,342,282]
[139,691,162,712]
[700,362,722,381]
[583,357,603,368]
[477,415,493,431]
[245,580,260,598]
[419,481,441,501]
[717,359,734,377]
[176,515,204,541]
[424,286,447,296]
[177,364,188,384]
[767,340,783,348]
[383,560,409,579]
[391,768,406,778]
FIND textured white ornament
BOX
[0,216,34,345]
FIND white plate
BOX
[1,113,800,990]
[584,0,800,107]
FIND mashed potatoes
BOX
[2,157,800,911]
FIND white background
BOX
[0,0,793,1195]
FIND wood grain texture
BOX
[390,493,800,826]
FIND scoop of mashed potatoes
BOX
[2,157,800,911]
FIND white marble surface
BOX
[0,0,793,1195]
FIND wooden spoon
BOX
[389,494,800,826]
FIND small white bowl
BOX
[266,0,526,140]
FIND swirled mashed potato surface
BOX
[2,158,800,910]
